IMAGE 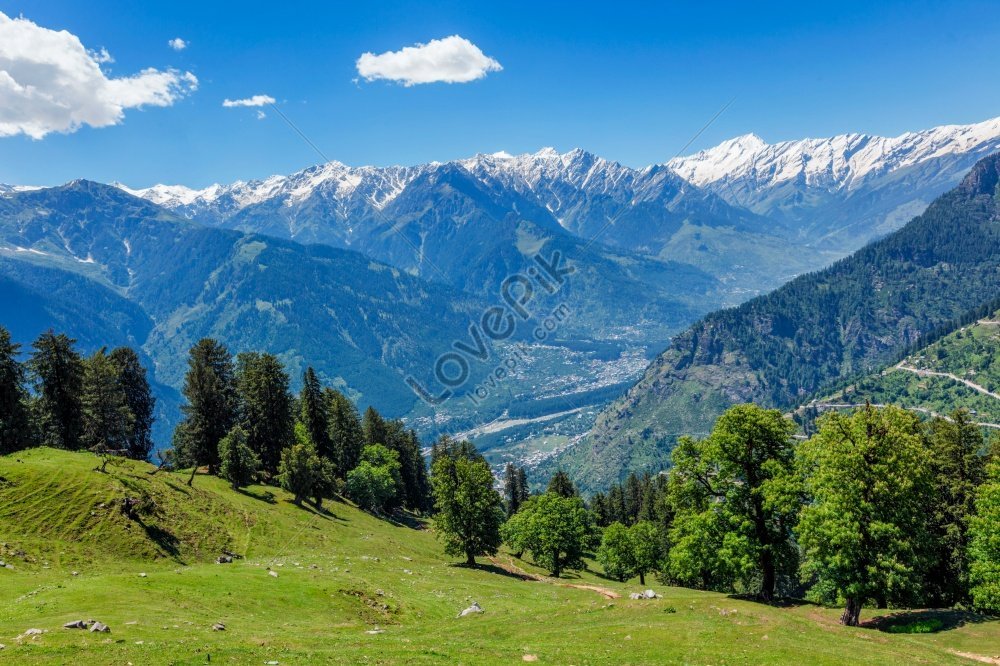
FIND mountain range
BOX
[3,116,1000,465]
[554,152,1000,492]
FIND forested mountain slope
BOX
[0,181,486,425]
[559,153,1000,492]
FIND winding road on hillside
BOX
[893,362,1000,401]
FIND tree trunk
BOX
[187,464,197,486]
[466,551,476,567]
[551,549,561,578]
[841,597,862,626]
[760,552,776,602]
[875,592,888,609]
[639,571,646,586]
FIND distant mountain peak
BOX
[668,116,1000,190]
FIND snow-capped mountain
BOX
[667,116,1000,248]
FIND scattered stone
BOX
[216,556,233,564]
[365,626,385,635]
[375,589,385,596]
[624,635,632,640]
[643,589,658,599]
[522,656,538,662]
[628,593,643,600]
[0,643,5,650]
[89,622,110,633]
[0,561,5,568]
[268,570,279,578]
[71,571,79,576]
[63,620,92,629]
[212,623,225,631]
[265,661,280,665]
[138,573,147,578]
[457,602,483,618]
[401,556,413,561]
[135,641,144,645]
[125,621,138,626]
[403,569,413,575]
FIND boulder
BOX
[643,589,658,599]
[268,570,279,578]
[63,620,92,629]
[89,622,110,633]
[628,593,643,600]
[216,556,233,564]
[211,623,225,631]
[23,628,44,636]
[457,602,483,618]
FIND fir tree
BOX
[219,425,260,489]
[235,352,294,475]
[108,347,155,461]
[27,331,84,450]
[81,348,132,458]
[174,339,236,484]
[300,367,332,460]
[0,326,30,454]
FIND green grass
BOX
[1,448,998,664]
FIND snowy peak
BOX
[668,116,1000,191]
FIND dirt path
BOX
[949,650,1000,665]
[487,556,620,599]
[894,363,1000,401]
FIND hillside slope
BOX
[558,154,1000,492]
[813,306,1000,425]
[1,448,997,665]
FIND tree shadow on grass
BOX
[725,593,818,609]
[135,518,184,562]
[454,561,538,582]
[862,609,997,633]
[237,487,277,504]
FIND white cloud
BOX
[222,94,276,108]
[255,110,266,120]
[0,12,197,139]
[168,37,187,51]
[356,35,501,86]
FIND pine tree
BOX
[0,326,30,454]
[546,470,577,498]
[235,352,294,475]
[362,405,388,447]
[431,454,505,565]
[515,467,529,505]
[300,367,332,460]
[219,425,260,489]
[173,339,236,484]
[108,347,155,461]
[81,348,132,458]
[325,388,363,474]
[925,410,987,606]
[27,331,84,450]
[504,463,522,517]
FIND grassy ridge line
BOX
[0,448,997,664]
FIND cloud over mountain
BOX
[356,35,501,86]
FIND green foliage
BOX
[924,410,987,606]
[346,444,402,513]
[970,459,1000,612]
[81,348,133,456]
[502,492,594,577]
[0,326,30,454]
[630,521,662,586]
[597,522,635,581]
[547,470,577,497]
[219,425,260,489]
[325,387,363,475]
[883,619,945,634]
[108,347,155,461]
[503,463,530,518]
[431,453,504,565]
[278,424,322,506]
[666,405,799,599]
[235,352,294,475]
[796,405,934,626]
[300,367,332,460]
[174,339,237,480]
[27,331,84,450]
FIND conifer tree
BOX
[174,339,236,484]
[279,423,322,506]
[362,405,388,447]
[108,347,155,461]
[0,326,30,454]
[27,331,84,450]
[235,352,294,475]
[325,387,364,474]
[81,348,132,457]
[300,367,332,460]
[547,470,577,498]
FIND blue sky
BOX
[2,0,1000,187]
